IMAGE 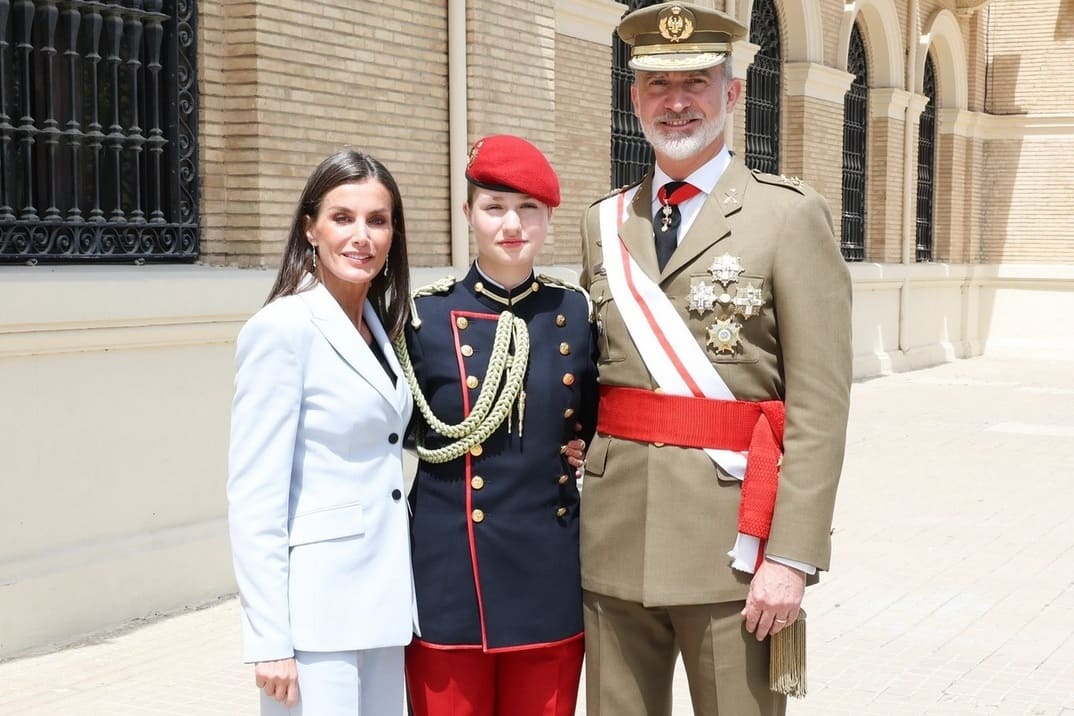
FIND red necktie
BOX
[654,181,702,271]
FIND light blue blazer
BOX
[227,281,417,664]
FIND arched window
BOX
[745,0,782,174]
[0,0,199,262]
[916,54,937,262]
[610,0,656,189]
[840,23,868,262]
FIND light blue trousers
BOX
[260,646,405,716]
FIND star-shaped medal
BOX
[709,253,744,287]
[733,282,764,319]
[687,281,718,315]
[707,318,741,354]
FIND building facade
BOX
[2,0,1072,657]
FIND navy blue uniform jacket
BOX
[406,264,598,651]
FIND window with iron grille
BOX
[0,0,199,263]
[840,23,868,262]
[610,0,657,189]
[916,54,937,262]
[745,0,781,174]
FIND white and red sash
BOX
[596,187,764,573]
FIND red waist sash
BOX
[596,386,786,539]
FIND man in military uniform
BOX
[578,3,852,715]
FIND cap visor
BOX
[628,52,728,73]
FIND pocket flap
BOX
[584,434,610,478]
[289,502,365,546]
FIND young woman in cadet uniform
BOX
[395,135,597,716]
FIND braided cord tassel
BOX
[393,313,530,463]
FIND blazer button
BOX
[457,316,469,329]
[555,314,567,327]
[559,342,571,356]
[558,474,569,485]
[388,433,399,444]
[467,375,480,389]
[470,444,483,457]
[391,489,402,501]
[471,475,485,490]
[472,509,485,523]
[562,373,575,386]
[563,408,576,419]
[461,344,474,357]
[556,506,569,518]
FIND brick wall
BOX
[986,0,1074,115]
[553,35,614,266]
[199,0,450,267]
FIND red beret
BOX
[465,134,561,208]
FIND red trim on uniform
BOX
[597,386,786,539]
[411,632,583,654]
[613,193,705,398]
[450,309,500,651]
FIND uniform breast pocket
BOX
[590,278,625,364]
[289,501,365,547]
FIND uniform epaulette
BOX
[538,273,594,323]
[409,276,457,328]
[750,169,809,195]
[588,177,645,208]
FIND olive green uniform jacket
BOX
[578,157,852,606]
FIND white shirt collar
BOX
[651,146,732,204]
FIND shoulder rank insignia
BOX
[538,273,594,323]
[408,276,457,328]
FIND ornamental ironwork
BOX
[840,23,868,262]
[610,0,657,189]
[745,0,781,174]
[916,54,937,262]
[0,0,199,262]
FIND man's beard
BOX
[641,112,725,161]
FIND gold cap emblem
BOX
[658,6,695,43]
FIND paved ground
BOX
[4,354,1074,715]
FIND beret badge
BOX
[467,139,483,169]
[659,6,695,43]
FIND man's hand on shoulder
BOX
[741,558,806,641]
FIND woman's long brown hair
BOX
[265,149,412,340]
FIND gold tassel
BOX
[769,610,807,698]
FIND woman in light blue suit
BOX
[228,149,416,715]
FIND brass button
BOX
[563,408,576,419]
[456,316,469,329]
[467,375,480,389]
[558,474,569,485]
[470,444,483,457]
[555,314,566,327]
[461,344,474,357]
[559,342,571,356]
[559,444,567,455]
[556,507,568,518]
[474,281,484,293]
[471,475,485,490]
[472,509,485,523]
[562,373,575,386]
[531,281,540,292]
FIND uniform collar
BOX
[651,146,732,205]
[464,262,540,309]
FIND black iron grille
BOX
[610,0,657,190]
[0,0,199,262]
[840,23,868,262]
[745,0,781,174]
[916,54,936,262]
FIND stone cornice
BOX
[784,62,855,105]
[937,109,1074,139]
[869,87,912,121]
[555,0,626,46]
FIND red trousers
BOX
[405,637,584,716]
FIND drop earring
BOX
[311,246,318,272]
